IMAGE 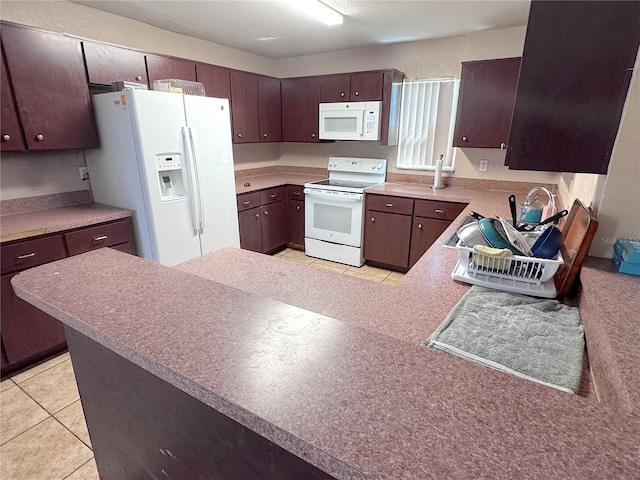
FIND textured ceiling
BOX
[72,1,531,58]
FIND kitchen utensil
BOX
[478,217,524,256]
[531,226,563,259]
[519,186,554,224]
[508,195,518,228]
[518,209,569,232]
[499,217,534,256]
[457,221,490,248]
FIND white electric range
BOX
[304,157,387,267]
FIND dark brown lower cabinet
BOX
[238,208,263,252]
[364,210,412,269]
[238,201,287,254]
[288,200,305,246]
[409,217,451,268]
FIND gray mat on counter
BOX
[425,286,584,393]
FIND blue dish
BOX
[531,226,563,259]
[477,218,524,256]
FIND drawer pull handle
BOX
[418,223,423,229]
[385,203,394,207]
[243,201,251,205]
[17,253,36,259]
[434,209,445,214]
[270,194,277,198]
[93,235,108,242]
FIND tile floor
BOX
[1,353,98,480]
[0,249,404,479]
[274,248,406,285]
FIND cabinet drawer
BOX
[1,235,67,275]
[413,200,466,221]
[237,192,260,212]
[286,185,304,200]
[366,195,414,215]
[65,219,133,256]
[260,186,286,205]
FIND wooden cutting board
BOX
[554,199,599,297]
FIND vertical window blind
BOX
[396,77,460,170]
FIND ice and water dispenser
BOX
[155,153,186,202]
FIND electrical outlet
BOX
[78,167,89,181]
[479,160,488,172]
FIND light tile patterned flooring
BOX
[0,249,403,479]
[274,248,406,285]
[1,353,98,480]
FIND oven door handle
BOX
[304,189,363,201]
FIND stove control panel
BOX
[328,157,386,173]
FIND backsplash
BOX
[1,191,93,216]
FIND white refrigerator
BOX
[85,89,240,266]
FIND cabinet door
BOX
[83,41,148,85]
[230,71,260,143]
[1,24,99,150]
[64,219,135,256]
[409,217,451,268]
[319,74,350,102]
[288,199,305,245]
[196,63,231,100]
[238,207,262,252]
[452,58,521,148]
[363,210,411,269]
[281,77,320,142]
[1,273,66,365]
[0,47,25,151]
[261,200,287,253]
[146,54,197,85]
[258,76,282,142]
[505,1,640,174]
[350,72,384,101]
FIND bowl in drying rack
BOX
[531,225,563,259]
[477,218,525,256]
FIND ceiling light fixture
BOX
[290,0,344,26]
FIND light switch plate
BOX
[78,167,89,181]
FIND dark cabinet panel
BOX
[452,57,521,148]
[230,71,260,143]
[83,41,148,85]
[1,273,67,365]
[350,72,384,101]
[1,234,67,276]
[259,186,285,205]
[409,217,451,268]
[258,76,282,142]
[0,47,25,151]
[319,74,351,102]
[1,23,99,150]
[196,63,231,99]
[364,210,412,269]
[237,192,261,212]
[505,0,640,174]
[64,219,134,256]
[145,54,196,85]
[261,200,287,253]
[288,200,305,246]
[281,77,320,142]
[238,207,262,252]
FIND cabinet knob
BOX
[135,75,142,81]
[269,194,277,198]
[311,133,316,138]
[36,134,44,141]
[3,134,10,141]
[254,213,259,218]
[500,142,507,149]
[263,210,268,216]
[263,133,268,138]
[340,92,345,97]
[354,91,359,96]
[296,205,300,211]
[237,133,242,138]
[462,136,468,142]
[371,217,375,222]
[418,223,423,229]
[293,191,300,196]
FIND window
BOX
[396,77,460,171]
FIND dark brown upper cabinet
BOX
[319,74,351,102]
[0,46,26,152]
[452,57,521,149]
[258,76,282,142]
[83,41,148,86]
[505,0,640,174]
[281,77,321,143]
[145,54,197,86]
[319,72,384,102]
[1,23,99,150]
[196,63,231,99]
[230,71,260,143]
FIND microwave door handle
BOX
[359,110,365,137]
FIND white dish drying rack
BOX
[451,239,563,298]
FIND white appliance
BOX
[319,101,382,141]
[85,89,240,266]
[304,157,387,267]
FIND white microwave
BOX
[319,101,382,141]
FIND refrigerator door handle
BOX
[182,126,200,234]
[187,127,206,233]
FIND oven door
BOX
[304,188,364,247]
